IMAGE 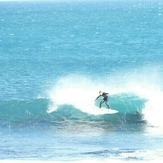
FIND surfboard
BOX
[92,106,118,115]
[99,108,118,114]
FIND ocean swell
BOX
[0,94,146,126]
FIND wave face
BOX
[0,74,147,128]
[0,99,146,134]
[0,97,145,121]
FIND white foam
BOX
[47,74,110,115]
[46,73,129,115]
[47,66,163,132]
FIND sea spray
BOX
[47,74,146,114]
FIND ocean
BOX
[0,0,163,161]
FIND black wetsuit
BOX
[95,92,110,109]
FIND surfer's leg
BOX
[105,100,110,109]
[100,100,104,108]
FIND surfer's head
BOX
[99,91,103,95]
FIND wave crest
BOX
[47,74,146,114]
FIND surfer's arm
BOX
[95,95,101,101]
[103,92,109,96]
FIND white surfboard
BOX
[99,108,118,114]
[91,106,118,115]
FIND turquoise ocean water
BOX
[0,0,163,161]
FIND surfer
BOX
[95,91,110,109]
